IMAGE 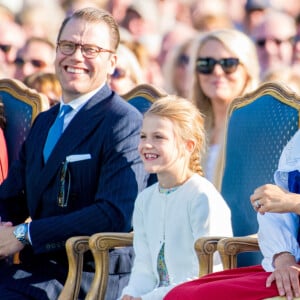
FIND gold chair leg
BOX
[86,232,133,300]
[59,236,90,300]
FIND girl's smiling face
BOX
[138,114,181,176]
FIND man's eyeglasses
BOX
[0,44,12,53]
[196,57,240,75]
[256,38,292,48]
[14,57,47,68]
[57,40,114,59]
[111,68,127,79]
[58,159,71,207]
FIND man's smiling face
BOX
[55,18,117,103]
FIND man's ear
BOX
[108,53,117,75]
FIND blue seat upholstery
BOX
[122,83,167,114]
[0,78,48,165]
[219,82,300,266]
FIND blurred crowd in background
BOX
[0,0,299,93]
[1,0,300,181]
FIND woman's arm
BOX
[257,205,300,299]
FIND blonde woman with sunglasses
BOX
[189,29,260,183]
[109,43,145,95]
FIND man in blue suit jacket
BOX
[0,7,148,299]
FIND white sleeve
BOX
[258,211,300,271]
[120,195,156,298]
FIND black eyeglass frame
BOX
[57,40,115,59]
[196,57,240,75]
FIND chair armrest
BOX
[194,236,224,277]
[86,232,134,300]
[59,236,90,300]
[217,236,259,270]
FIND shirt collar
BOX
[60,82,106,111]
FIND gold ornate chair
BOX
[197,81,300,299]
[85,232,134,300]
[59,232,217,300]
[214,81,300,267]
[217,236,300,300]
[217,235,260,271]
[59,84,167,300]
[194,236,225,277]
[0,78,49,164]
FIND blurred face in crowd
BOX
[252,14,295,75]
[174,52,191,98]
[55,18,117,103]
[109,65,135,95]
[292,26,300,66]
[173,40,195,98]
[196,39,248,106]
[14,40,55,81]
[0,21,25,77]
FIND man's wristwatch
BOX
[13,223,30,245]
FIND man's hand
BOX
[0,224,25,260]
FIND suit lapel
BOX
[32,86,113,209]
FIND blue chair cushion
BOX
[221,95,299,266]
[2,92,33,164]
[127,96,153,114]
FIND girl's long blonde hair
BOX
[145,95,206,176]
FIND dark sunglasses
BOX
[14,57,47,68]
[256,38,292,48]
[196,57,240,75]
[176,54,190,67]
[0,44,12,53]
[111,68,126,79]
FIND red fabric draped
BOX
[0,128,8,183]
[164,265,280,300]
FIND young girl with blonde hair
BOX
[120,95,232,300]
